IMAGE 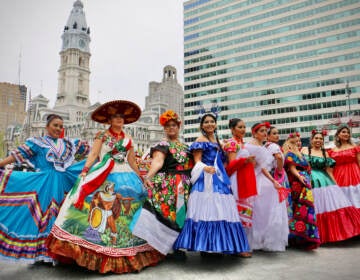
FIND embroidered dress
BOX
[305,154,360,243]
[0,136,89,263]
[131,140,193,255]
[244,143,289,252]
[46,132,163,274]
[284,152,320,249]
[174,142,250,254]
[223,138,257,228]
[328,146,360,209]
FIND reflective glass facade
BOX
[183,0,360,143]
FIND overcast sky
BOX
[0,0,185,109]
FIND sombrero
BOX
[91,100,141,124]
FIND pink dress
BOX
[328,146,360,209]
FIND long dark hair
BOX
[309,132,327,163]
[200,113,226,160]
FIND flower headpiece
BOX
[159,110,181,126]
[311,129,328,136]
[251,122,271,134]
[197,102,221,121]
[288,132,301,138]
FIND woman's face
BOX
[201,115,216,135]
[296,137,302,149]
[109,114,124,128]
[338,127,350,143]
[164,120,179,139]
[311,133,324,149]
[46,118,64,138]
[232,120,246,138]
[253,126,267,142]
[267,128,279,143]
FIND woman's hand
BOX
[204,166,216,174]
[298,175,307,185]
[246,155,256,166]
[273,180,282,190]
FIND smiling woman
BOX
[0,113,90,263]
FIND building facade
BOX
[183,0,360,143]
[19,1,184,154]
[0,83,27,155]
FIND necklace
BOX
[109,127,124,139]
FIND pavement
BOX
[0,237,359,280]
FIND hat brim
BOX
[91,100,141,124]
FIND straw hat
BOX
[91,100,141,124]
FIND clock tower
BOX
[54,0,91,109]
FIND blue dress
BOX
[174,142,249,254]
[0,136,89,263]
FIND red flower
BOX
[294,221,306,232]
[160,203,170,217]
[299,205,307,218]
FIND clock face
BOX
[79,39,85,48]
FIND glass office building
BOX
[183,0,360,143]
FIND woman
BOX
[46,100,164,273]
[223,118,256,255]
[283,133,320,249]
[174,112,250,255]
[244,122,289,252]
[302,130,360,243]
[0,114,89,263]
[328,125,360,210]
[265,126,292,220]
[131,110,193,256]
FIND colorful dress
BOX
[0,136,89,263]
[284,152,320,249]
[131,140,193,255]
[223,138,257,228]
[305,154,360,243]
[46,132,163,273]
[245,143,289,252]
[174,142,250,254]
[328,146,360,209]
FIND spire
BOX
[61,0,90,52]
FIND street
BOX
[0,237,359,280]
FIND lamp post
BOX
[346,81,351,116]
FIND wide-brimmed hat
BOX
[91,100,141,124]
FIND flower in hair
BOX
[311,129,328,136]
[159,110,181,126]
[197,102,221,120]
[288,132,300,138]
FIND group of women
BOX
[0,99,359,274]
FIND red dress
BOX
[328,146,360,209]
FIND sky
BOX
[0,0,185,109]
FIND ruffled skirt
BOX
[46,170,164,273]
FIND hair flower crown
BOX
[196,102,221,120]
[159,110,181,126]
[288,132,301,138]
[311,129,328,136]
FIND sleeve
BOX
[325,157,336,168]
[267,143,281,155]
[10,139,37,164]
[150,141,169,158]
[73,139,90,159]
[189,141,206,152]
[223,139,239,153]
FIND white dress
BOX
[244,143,289,251]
